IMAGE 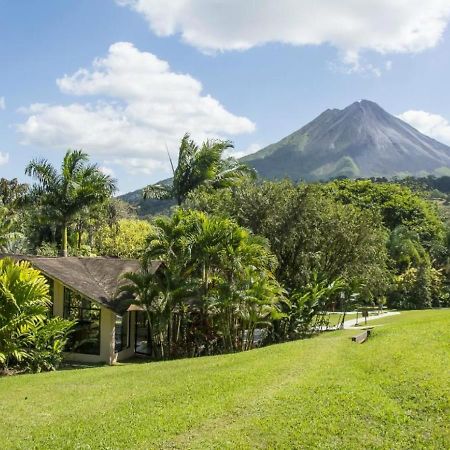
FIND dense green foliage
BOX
[187,178,450,310]
[25,150,116,256]
[0,311,448,448]
[0,178,28,209]
[323,179,445,244]
[92,218,153,258]
[0,258,73,374]
[121,209,284,358]
[1,139,450,370]
[0,207,17,252]
[188,180,388,295]
[0,178,28,254]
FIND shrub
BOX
[0,258,73,374]
[36,242,59,257]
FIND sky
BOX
[2,0,450,194]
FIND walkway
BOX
[342,311,400,329]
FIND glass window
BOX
[63,288,101,355]
[115,312,130,353]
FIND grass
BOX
[325,311,357,326]
[0,310,449,449]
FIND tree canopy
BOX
[25,150,117,256]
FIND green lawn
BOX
[1,310,449,449]
[325,312,357,326]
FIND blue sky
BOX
[1,0,450,193]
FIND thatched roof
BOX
[0,255,163,314]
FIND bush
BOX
[36,242,59,257]
[0,258,73,374]
[389,262,444,309]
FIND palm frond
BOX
[25,159,58,188]
[62,149,89,179]
[142,184,173,201]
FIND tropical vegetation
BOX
[93,218,153,259]
[25,149,116,256]
[143,133,254,205]
[1,135,450,369]
[0,258,73,374]
[121,209,284,358]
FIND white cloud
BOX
[0,97,5,110]
[99,166,115,177]
[17,42,255,176]
[118,0,450,71]
[225,143,261,159]
[398,110,450,145]
[0,152,9,166]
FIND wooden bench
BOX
[351,327,373,344]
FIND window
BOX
[63,288,101,355]
[115,312,130,353]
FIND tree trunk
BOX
[159,332,165,359]
[61,222,68,257]
[145,310,156,359]
[77,223,82,251]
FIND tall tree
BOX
[25,150,116,256]
[0,178,28,210]
[143,133,254,205]
[143,209,283,355]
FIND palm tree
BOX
[143,133,255,205]
[121,260,194,359]
[144,209,283,354]
[25,150,116,256]
[120,263,167,358]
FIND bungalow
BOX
[1,255,162,365]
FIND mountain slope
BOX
[119,179,175,217]
[120,100,450,215]
[242,100,450,180]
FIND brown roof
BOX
[0,255,163,314]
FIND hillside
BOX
[119,178,175,217]
[119,187,175,217]
[242,100,450,180]
[1,310,448,449]
[120,101,450,214]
